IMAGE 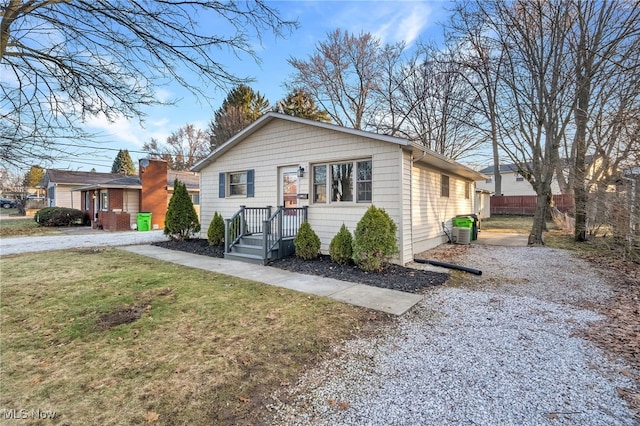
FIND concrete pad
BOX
[474,232,529,247]
[330,284,423,316]
[121,245,424,315]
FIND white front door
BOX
[280,167,298,209]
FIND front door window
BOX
[281,168,298,210]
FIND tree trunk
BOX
[529,190,551,245]
[491,126,502,195]
[573,32,590,242]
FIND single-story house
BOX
[39,170,127,209]
[192,112,486,265]
[42,160,199,231]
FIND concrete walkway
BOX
[121,245,423,316]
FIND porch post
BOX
[224,219,230,253]
[240,205,246,235]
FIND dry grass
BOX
[481,214,558,234]
[0,218,62,237]
[0,248,379,425]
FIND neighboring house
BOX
[476,163,562,196]
[192,112,486,265]
[41,160,199,231]
[39,170,126,209]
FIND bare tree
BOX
[447,1,506,194]
[288,29,403,130]
[1,1,296,168]
[143,124,210,171]
[567,0,640,241]
[393,43,485,161]
[459,0,575,245]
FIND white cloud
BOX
[328,1,434,46]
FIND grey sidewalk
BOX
[121,245,423,315]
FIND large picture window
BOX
[331,163,353,202]
[313,159,372,204]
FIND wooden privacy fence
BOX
[490,194,574,215]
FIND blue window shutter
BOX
[218,173,225,198]
[247,169,255,198]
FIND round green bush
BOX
[35,207,84,227]
[352,205,398,272]
[329,224,353,265]
[207,212,225,246]
[294,221,321,260]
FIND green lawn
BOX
[0,249,377,425]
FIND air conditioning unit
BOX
[456,227,471,244]
[451,227,460,243]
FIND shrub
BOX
[329,224,353,265]
[207,212,225,246]
[352,205,398,272]
[35,207,84,227]
[164,179,201,241]
[294,221,321,260]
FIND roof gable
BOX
[192,112,485,181]
[192,112,410,172]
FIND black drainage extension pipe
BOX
[414,258,482,276]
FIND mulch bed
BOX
[152,239,449,293]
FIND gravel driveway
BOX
[267,245,639,425]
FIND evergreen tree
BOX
[164,179,201,241]
[207,212,225,246]
[111,149,136,175]
[276,88,331,122]
[208,85,270,148]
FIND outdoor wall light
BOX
[297,166,305,178]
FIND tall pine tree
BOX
[276,88,331,122]
[111,149,136,175]
[208,85,270,148]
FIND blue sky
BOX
[74,1,450,172]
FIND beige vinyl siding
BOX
[50,184,82,209]
[411,162,474,253]
[200,119,404,257]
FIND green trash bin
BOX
[452,216,473,229]
[137,212,152,231]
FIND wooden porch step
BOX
[224,252,265,265]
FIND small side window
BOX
[441,175,450,198]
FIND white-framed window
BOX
[99,190,109,211]
[313,159,372,204]
[465,181,471,199]
[190,193,200,205]
[229,172,247,196]
[516,176,525,182]
[313,166,327,203]
[441,174,450,198]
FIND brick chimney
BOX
[139,158,168,229]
